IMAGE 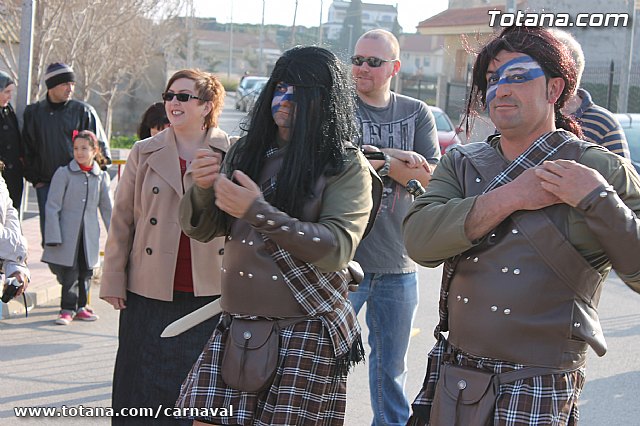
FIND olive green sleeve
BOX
[402,153,476,267]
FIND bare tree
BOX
[0,0,186,138]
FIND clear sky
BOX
[192,0,449,33]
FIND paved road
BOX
[3,94,640,425]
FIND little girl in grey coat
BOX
[42,130,112,325]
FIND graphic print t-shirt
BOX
[354,92,440,273]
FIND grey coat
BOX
[41,160,112,268]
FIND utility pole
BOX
[318,0,324,45]
[186,0,194,68]
[291,0,298,46]
[17,0,35,222]
[227,0,234,79]
[617,0,635,113]
[259,0,265,74]
[16,0,35,124]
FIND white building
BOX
[324,1,398,41]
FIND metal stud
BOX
[513,269,521,275]
[456,295,461,301]
[574,322,581,328]
[511,229,519,234]
[228,236,233,240]
[248,273,253,278]
[256,214,265,220]
[243,331,252,339]
[463,298,469,304]
[242,239,246,244]
[267,220,275,226]
[491,305,498,312]
[504,309,511,315]
[272,275,278,280]
[281,225,290,231]
[312,237,321,242]
[239,271,244,276]
[473,257,479,263]
[248,241,254,246]
[298,231,305,236]
[599,191,608,198]
[475,177,481,183]
[592,330,597,336]
[457,380,467,390]
[501,267,509,273]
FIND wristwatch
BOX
[378,153,391,177]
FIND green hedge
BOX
[219,77,239,92]
[111,135,138,149]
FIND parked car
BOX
[614,113,640,174]
[235,76,269,110]
[239,80,268,113]
[429,106,463,155]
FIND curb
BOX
[1,278,59,319]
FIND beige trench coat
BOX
[99,127,230,301]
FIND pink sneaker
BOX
[75,307,99,321]
[55,312,73,325]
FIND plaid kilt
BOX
[176,315,346,425]
[408,336,586,426]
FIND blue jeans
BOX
[35,184,50,246]
[349,272,419,426]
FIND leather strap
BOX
[511,211,601,304]
[496,366,574,385]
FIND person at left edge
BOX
[0,71,25,211]
[21,62,112,245]
[99,69,230,425]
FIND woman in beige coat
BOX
[99,69,230,425]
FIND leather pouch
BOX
[221,318,279,392]
[430,364,497,426]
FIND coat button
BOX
[150,218,157,225]
[152,186,159,194]
[218,248,224,255]
[145,247,153,255]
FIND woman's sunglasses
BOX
[350,55,396,68]
[161,92,206,102]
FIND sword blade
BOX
[160,298,222,338]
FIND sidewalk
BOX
[1,213,109,319]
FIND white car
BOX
[235,76,269,111]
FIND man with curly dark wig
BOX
[404,26,640,425]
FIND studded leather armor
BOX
[446,141,609,369]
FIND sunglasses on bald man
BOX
[350,55,397,68]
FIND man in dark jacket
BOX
[22,62,111,243]
[0,71,24,211]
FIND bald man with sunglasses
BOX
[349,29,440,426]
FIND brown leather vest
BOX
[220,147,326,317]
[446,141,608,369]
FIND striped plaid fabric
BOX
[264,238,360,359]
[176,316,347,425]
[482,130,577,194]
[408,337,586,426]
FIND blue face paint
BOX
[485,55,545,106]
[271,82,295,117]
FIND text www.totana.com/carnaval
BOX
[488,11,630,28]
[13,404,234,419]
